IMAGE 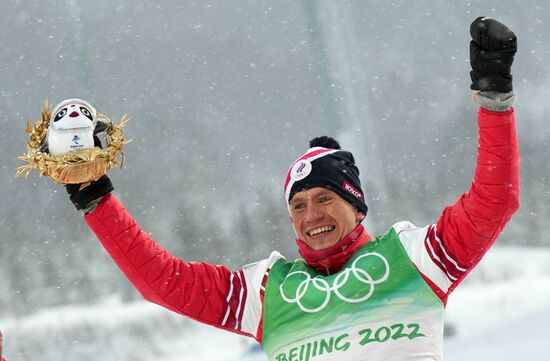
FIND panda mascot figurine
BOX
[40,98,108,156]
[17,98,129,185]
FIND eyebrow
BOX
[290,191,332,203]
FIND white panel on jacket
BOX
[239,251,285,338]
[394,221,453,294]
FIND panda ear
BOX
[94,120,108,134]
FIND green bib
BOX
[262,227,444,361]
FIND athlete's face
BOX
[289,187,364,251]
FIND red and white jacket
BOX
[85,107,519,344]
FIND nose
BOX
[69,111,79,117]
[304,201,323,223]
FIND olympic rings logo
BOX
[279,252,390,313]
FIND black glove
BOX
[470,17,517,92]
[66,175,114,211]
[65,133,113,211]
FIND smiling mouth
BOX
[308,226,335,237]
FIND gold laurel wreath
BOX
[16,100,130,185]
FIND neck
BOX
[296,224,372,275]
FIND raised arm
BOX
[83,192,281,341]
[433,18,520,290]
[85,193,232,318]
[435,104,519,273]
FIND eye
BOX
[291,202,306,211]
[53,108,67,122]
[318,196,332,204]
[80,106,93,121]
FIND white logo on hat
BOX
[290,159,312,181]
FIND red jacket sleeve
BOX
[84,194,253,337]
[433,107,520,293]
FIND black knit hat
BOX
[284,136,368,216]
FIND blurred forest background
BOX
[0,0,548,323]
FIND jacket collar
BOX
[296,224,372,275]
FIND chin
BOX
[310,239,339,251]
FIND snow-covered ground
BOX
[2,246,549,361]
[444,246,550,361]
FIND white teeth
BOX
[308,226,334,237]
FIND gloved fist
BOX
[470,17,517,92]
[66,175,113,211]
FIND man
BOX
[62,17,519,360]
